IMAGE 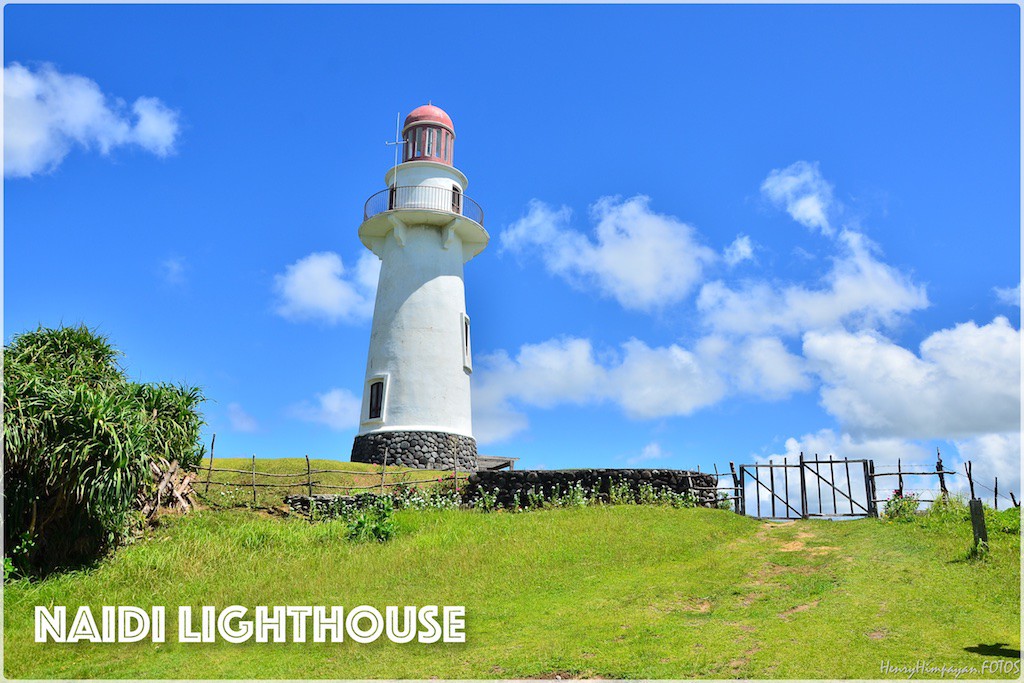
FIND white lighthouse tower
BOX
[350,104,488,471]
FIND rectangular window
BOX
[441,132,447,161]
[452,185,462,214]
[461,313,472,372]
[368,380,384,420]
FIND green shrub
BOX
[345,496,396,543]
[3,325,205,574]
[883,490,920,521]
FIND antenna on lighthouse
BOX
[384,112,404,189]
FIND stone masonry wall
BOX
[351,430,478,471]
[462,468,719,508]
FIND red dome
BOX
[404,104,454,132]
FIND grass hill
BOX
[4,502,1020,679]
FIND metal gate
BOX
[737,454,877,519]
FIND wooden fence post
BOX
[783,457,791,519]
[251,454,257,505]
[897,458,903,498]
[306,454,313,498]
[380,447,388,495]
[829,455,838,515]
[729,462,740,515]
[1011,492,1019,508]
[861,459,874,518]
[994,477,999,510]
[798,452,808,519]
[965,461,976,500]
[867,460,878,517]
[936,448,948,499]
[738,466,746,516]
[969,498,989,550]
[204,433,216,494]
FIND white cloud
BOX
[730,336,812,399]
[472,334,807,445]
[952,432,1021,502]
[501,196,716,311]
[766,428,932,465]
[804,316,1020,440]
[4,62,180,178]
[609,338,728,419]
[723,234,755,266]
[698,230,928,336]
[761,160,835,235]
[289,388,362,431]
[161,256,186,285]
[226,402,258,433]
[273,251,379,325]
[994,283,1020,308]
[627,442,670,465]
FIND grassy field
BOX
[4,501,1019,679]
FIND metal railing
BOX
[363,185,484,226]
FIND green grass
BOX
[194,457,460,510]
[4,505,1019,679]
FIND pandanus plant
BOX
[3,325,206,574]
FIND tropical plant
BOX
[3,325,205,574]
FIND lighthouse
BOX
[350,104,488,472]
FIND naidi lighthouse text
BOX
[351,105,488,472]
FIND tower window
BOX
[368,380,385,420]
[452,185,462,214]
[461,313,472,372]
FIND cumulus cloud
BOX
[501,196,716,311]
[226,403,258,433]
[273,251,379,325]
[472,334,807,445]
[289,388,362,431]
[994,283,1020,307]
[698,230,928,336]
[953,432,1021,502]
[723,234,755,266]
[804,316,1020,440]
[729,336,813,399]
[760,160,835,235]
[4,62,180,178]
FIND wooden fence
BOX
[716,449,1019,520]
[197,435,466,504]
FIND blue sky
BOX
[5,5,1020,498]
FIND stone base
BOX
[351,430,478,471]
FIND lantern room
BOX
[402,103,455,165]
